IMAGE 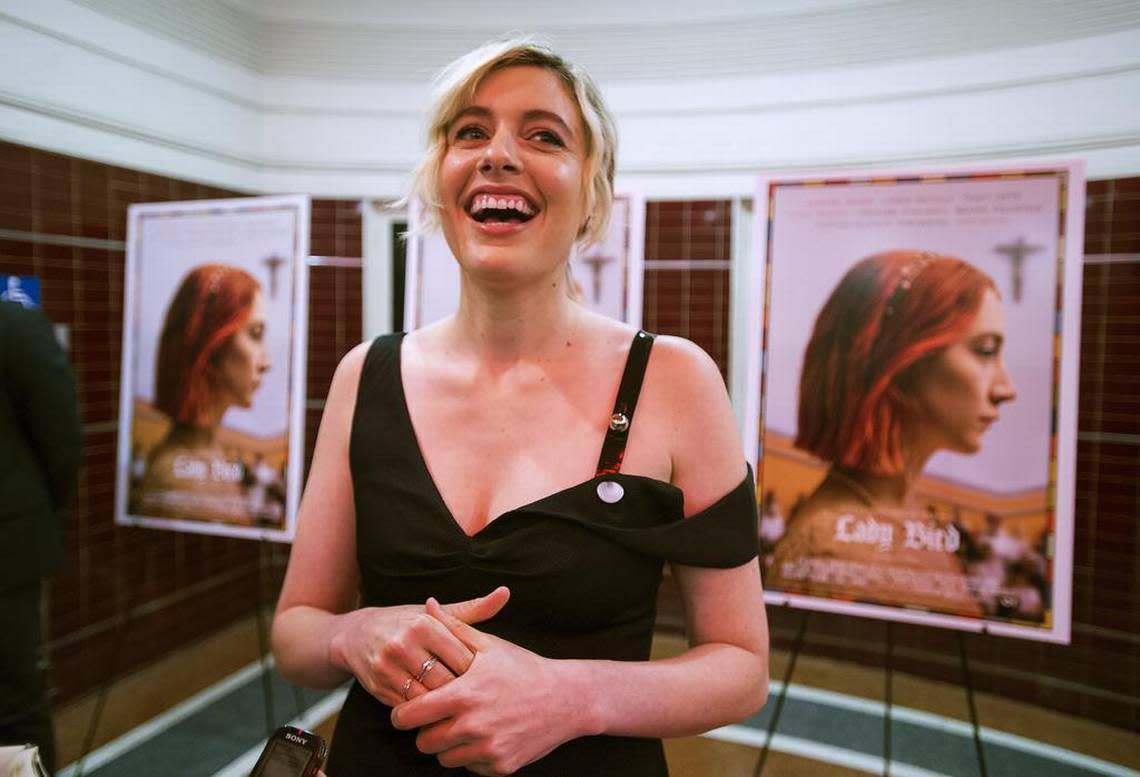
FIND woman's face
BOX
[908,289,1017,455]
[437,65,587,285]
[213,291,270,409]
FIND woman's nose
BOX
[992,359,1016,405]
[258,347,271,374]
[478,129,520,174]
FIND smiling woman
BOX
[271,37,769,776]
[437,65,589,288]
[766,250,1018,615]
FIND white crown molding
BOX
[70,0,1140,82]
[9,3,1140,117]
[72,0,262,70]
[221,0,886,28]
[3,1,257,94]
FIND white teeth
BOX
[469,193,534,215]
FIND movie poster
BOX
[749,164,1083,643]
[115,196,310,541]
[404,193,645,327]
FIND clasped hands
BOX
[329,586,589,776]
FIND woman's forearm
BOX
[271,605,356,689]
[563,642,769,739]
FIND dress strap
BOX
[595,330,655,476]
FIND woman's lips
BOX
[468,212,532,236]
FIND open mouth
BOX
[467,193,537,225]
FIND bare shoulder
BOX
[335,339,373,382]
[642,335,746,513]
[646,335,727,400]
[326,339,375,402]
[318,339,377,445]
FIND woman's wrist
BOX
[326,608,361,675]
[555,659,607,738]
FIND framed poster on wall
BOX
[115,195,310,542]
[404,192,645,328]
[747,163,1083,643]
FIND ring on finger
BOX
[415,655,439,684]
[401,677,413,700]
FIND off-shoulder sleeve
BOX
[616,465,759,568]
[506,465,760,569]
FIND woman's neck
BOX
[449,267,581,365]
[831,448,932,508]
[166,421,219,448]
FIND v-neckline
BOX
[391,332,673,540]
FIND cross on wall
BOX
[581,253,614,304]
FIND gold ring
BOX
[401,677,413,700]
[416,655,439,684]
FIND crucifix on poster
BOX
[743,161,1083,644]
[403,192,645,329]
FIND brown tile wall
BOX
[3,138,1137,734]
[0,140,362,704]
[643,200,732,378]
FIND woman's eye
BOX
[530,129,565,147]
[454,125,487,141]
[972,338,1000,358]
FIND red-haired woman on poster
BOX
[132,263,275,525]
[768,250,1018,615]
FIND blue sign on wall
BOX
[0,275,41,308]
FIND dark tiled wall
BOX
[643,200,733,378]
[0,140,362,703]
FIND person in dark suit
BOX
[0,301,82,775]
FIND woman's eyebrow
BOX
[521,109,575,138]
[453,106,492,124]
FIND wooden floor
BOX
[55,617,1140,776]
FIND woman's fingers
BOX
[409,651,458,692]
[419,614,477,676]
[439,586,510,626]
[426,597,493,651]
[380,612,472,703]
[354,589,510,707]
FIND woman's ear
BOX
[577,182,594,239]
[578,215,591,239]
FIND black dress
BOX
[326,331,758,776]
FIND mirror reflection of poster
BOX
[750,164,1083,643]
[115,196,311,542]
[404,193,645,328]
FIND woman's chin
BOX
[947,437,983,455]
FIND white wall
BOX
[3,0,1139,199]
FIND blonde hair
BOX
[406,36,617,245]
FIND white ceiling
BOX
[73,0,1140,81]
[221,0,888,26]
